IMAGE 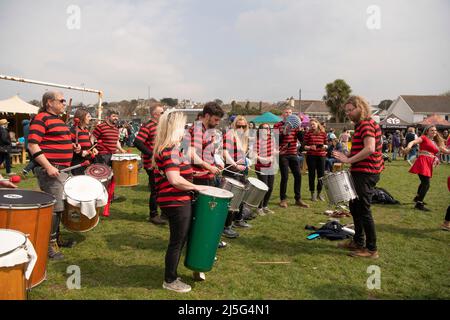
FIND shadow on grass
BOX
[106,207,149,222]
[54,257,165,289]
[60,231,87,245]
[308,283,372,300]
[377,223,447,242]
[236,234,343,257]
[104,232,168,252]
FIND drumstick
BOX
[60,160,90,173]
[0,175,21,184]
[73,117,80,146]
[65,98,73,124]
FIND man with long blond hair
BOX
[333,95,383,259]
[152,111,208,293]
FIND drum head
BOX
[85,164,112,180]
[224,177,245,188]
[200,187,233,199]
[0,229,27,256]
[0,189,56,208]
[247,177,269,191]
[64,176,105,202]
[111,153,141,161]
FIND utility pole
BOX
[299,88,302,113]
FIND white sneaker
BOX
[318,193,325,201]
[163,278,191,293]
[311,192,317,202]
[257,208,266,216]
[193,271,206,281]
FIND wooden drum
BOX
[0,189,55,289]
[111,154,141,187]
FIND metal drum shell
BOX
[220,177,246,212]
[320,171,357,205]
[242,177,269,208]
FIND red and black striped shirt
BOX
[70,126,92,150]
[273,121,301,155]
[93,121,119,155]
[188,122,216,180]
[134,119,158,169]
[255,133,273,171]
[28,112,73,167]
[304,130,327,157]
[154,146,193,208]
[223,130,246,165]
[350,118,384,174]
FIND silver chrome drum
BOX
[243,177,269,208]
[220,177,246,212]
[320,171,357,205]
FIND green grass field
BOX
[5,156,449,300]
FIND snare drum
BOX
[185,187,233,272]
[0,189,55,289]
[111,154,141,187]
[85,163,113,188]
[62,175,108,233]
[220,177,246,212]
[0,229,37,300]
[242,177,269,208]
[320,170,357,205]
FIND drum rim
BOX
[0,189,56,208]
[223,177,245,188]
[247,177,269,191]
[0,229,27,257]
[199,187,234,199]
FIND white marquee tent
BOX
[0,95,39,114]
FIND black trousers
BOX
[256,173,274,208]
[349,172,380,251]
[416,174,430,202]
[306,155,326,193]
[0,152,11,174]
[95,154,112,167]
[162,204,192,283]
[145,169,159,218]
[279,155,302,201]
[445,206,450,222]
[71,154,87,176]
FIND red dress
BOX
[409,135,439,177]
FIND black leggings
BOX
[161,204,192,283]
[306,155,325,193]
[416,174,430,202]
[256,173,274,208]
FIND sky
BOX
[0,0,449,106]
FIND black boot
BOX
[48,239,64,260]
[415,201,430,212]
[413,196,427,205]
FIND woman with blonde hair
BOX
[303,118,328,201]
[222,115,251,234]
[405,125,449,211]
[152,111,207,293]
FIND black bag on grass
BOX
[371,187,399,204]
[312,221,351,241]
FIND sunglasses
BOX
[236,125,247,129]
[55,99,66,104]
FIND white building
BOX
[387,95,450,124]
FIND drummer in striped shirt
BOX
[152,111,208,293]
[92,109,126,166]
[333,95,384,259]
[134,103,167,225]
[273,108,309,209]
[28,91,76,260]
[303,119,328,202]
[70,108,98,175]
